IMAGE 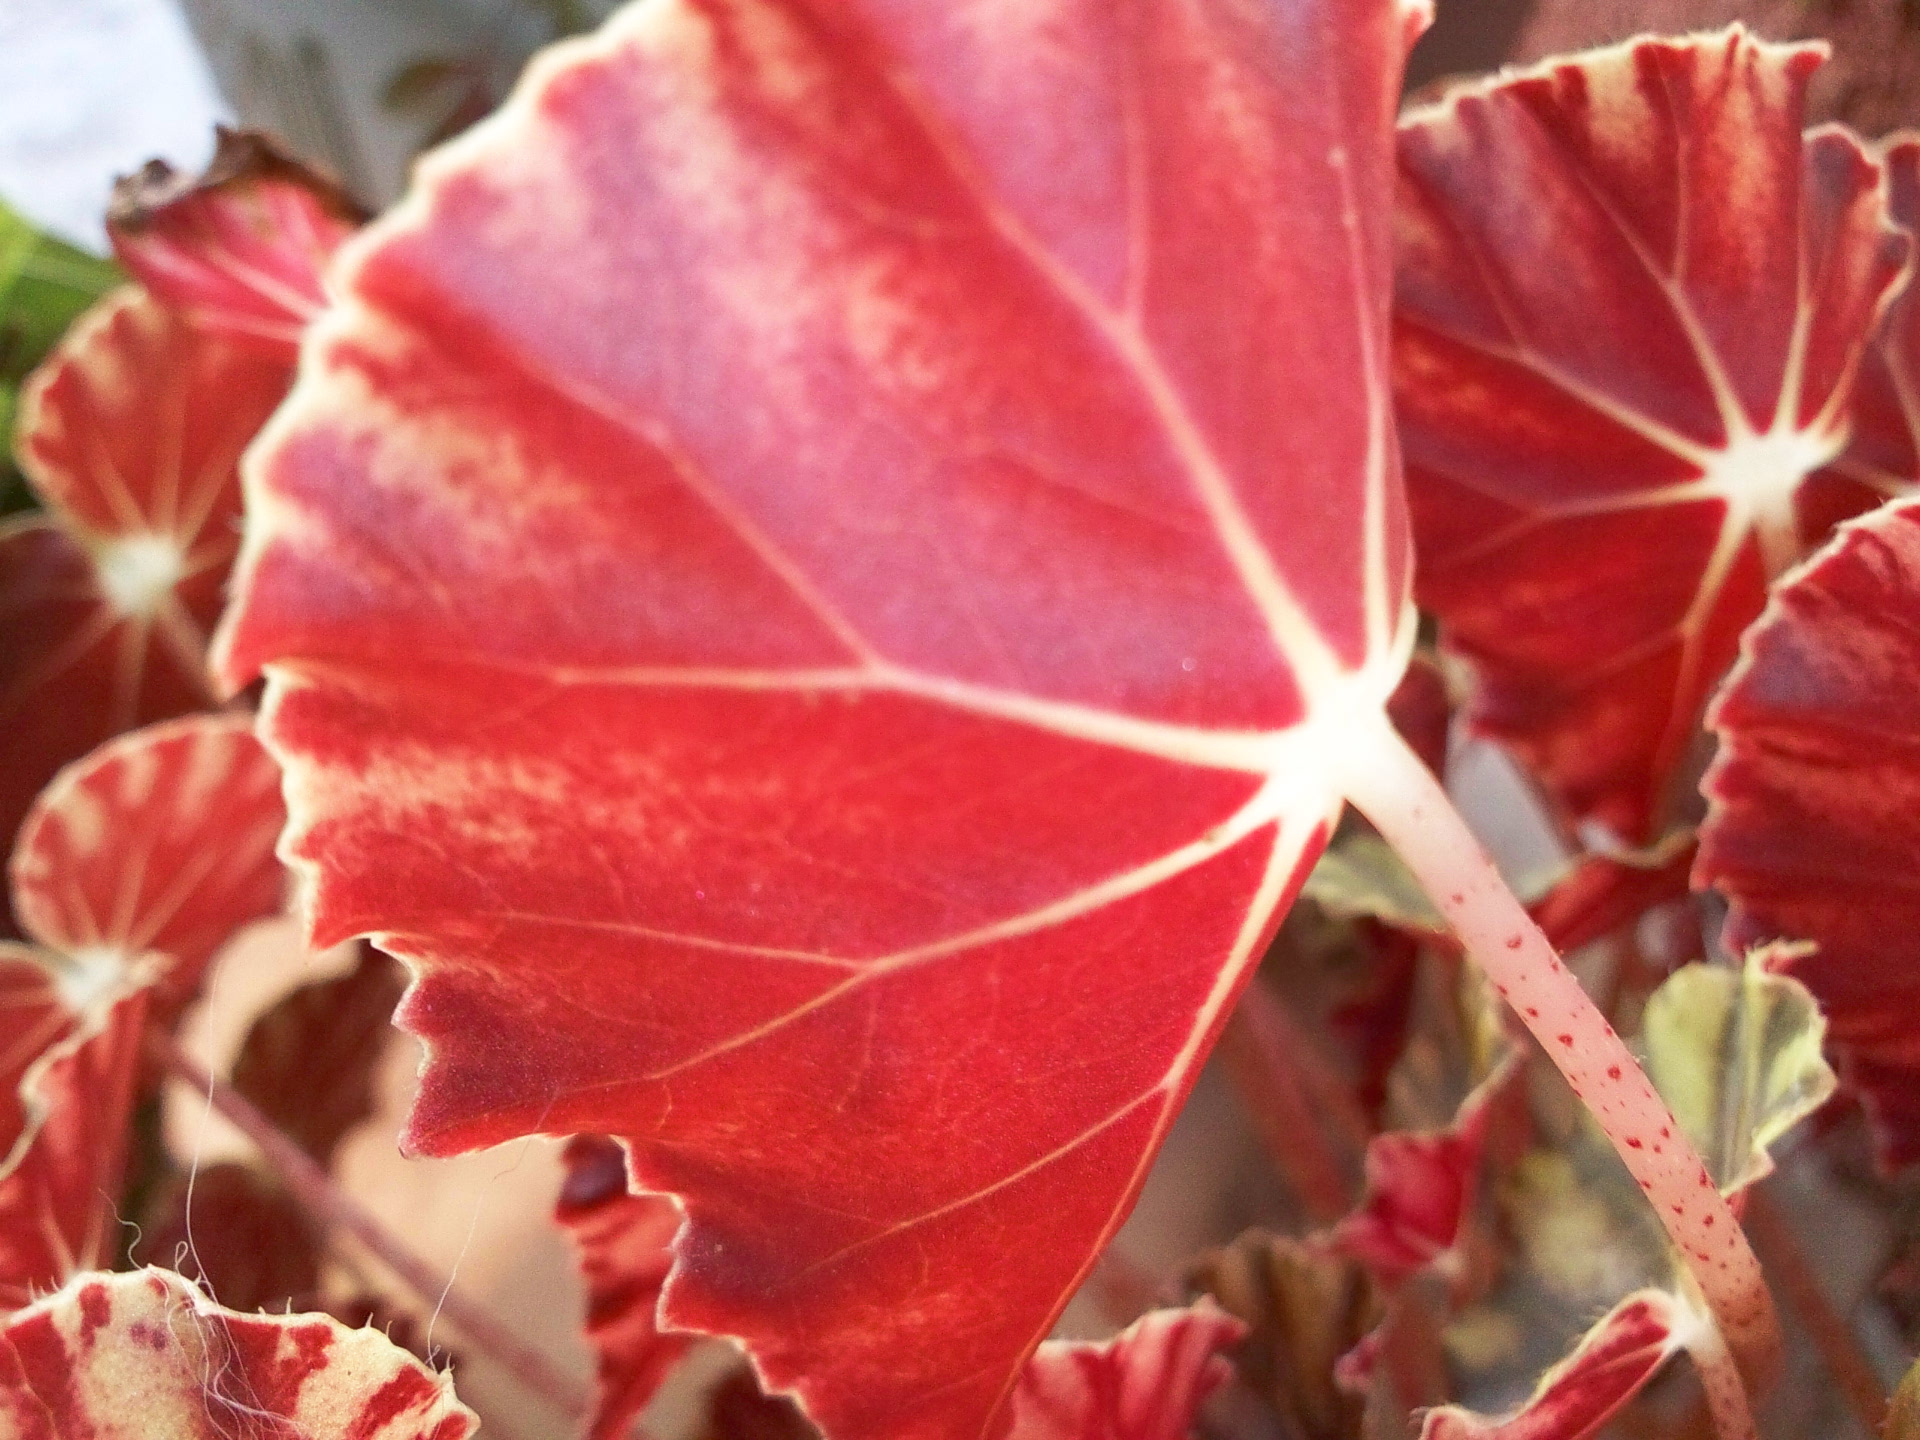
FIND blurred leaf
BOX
[0,201,120,512]
[140,1161,321,1313]
[1641,950,1837,1196]
[1423,1289,1693,1440]
[1890,1356,1920,1440]
[230,945,404,1167]
[1186,1230,1378,1440]
[1305,833,1447,938]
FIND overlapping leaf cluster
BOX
[5,7,1920,1440]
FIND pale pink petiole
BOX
[1342,719,1776,1440]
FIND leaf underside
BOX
[212,2,1424,1436]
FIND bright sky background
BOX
[0,0,229,250]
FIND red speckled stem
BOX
[1343,721,1774,1440]
[148,1027,593,1423]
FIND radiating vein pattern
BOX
[213,3,1418,1439]
[1395,30,1910,841]
[1,287,290,936]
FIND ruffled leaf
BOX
[557,1135,694,1440]
[1,288,290,934]
[1640,952,1836,1195]
[1419,1289,1695,1440]
[1332,1057,1523,1289]
[213,2,1424,1435]
[1396,28,1910,842]
[108,127,362,354]
[1008,1304,1245,1440]
[1697,494,1920,1168]
[0,1267,476,1440]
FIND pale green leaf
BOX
[1641,948,1836,1196]
[1302,831,1447,935]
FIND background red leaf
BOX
[107,127,362,355]
[1822,136,1920,505]
[214,2,1422,1436]
[0,715,287,1307]
[0,1267,476,1440]
[1696,495,1920,1169]
[227,943,404,1167]
[1395,29,1910,843]
[0,289,289,936]
[1417,1289,1690,1440]
[558,1135,694,1440]
[1330,1057,1521,1290]
[0,982,144,1312]
[1007,1303,1244,1440]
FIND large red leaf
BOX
[1395,28,1911,843]
[1008,1304,1244,1440]
[1696,495,1920,1168]
[0,1267,476,1440]
[0,714,287,1307]
[0,288,290,934]
[213,2,1424,1436]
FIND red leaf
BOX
[0,1267,476,1440]
[230,943,405,1166]
[1,289,290,935]
[1528,835,1696,957]
[140,1162,322,1314]
[1387,652,1454,779]
[1416,1288,1691,1440]
[1395,29,1911,843]
[558,1135,695,1440]
[108,127,362,355]
[0,981,144,1312]
[1696,495,1920,1169]
[0,715,287,1306]
[213,3,1423,1436]
[1007,1304,1245,1440]
[9,713,288,1003]
[1821,137,1920,505]
[1330,1058,1520,1289]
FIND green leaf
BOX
[1641,948,1837,1196]
[0,198,122,512]
[1302,831,1447,935]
